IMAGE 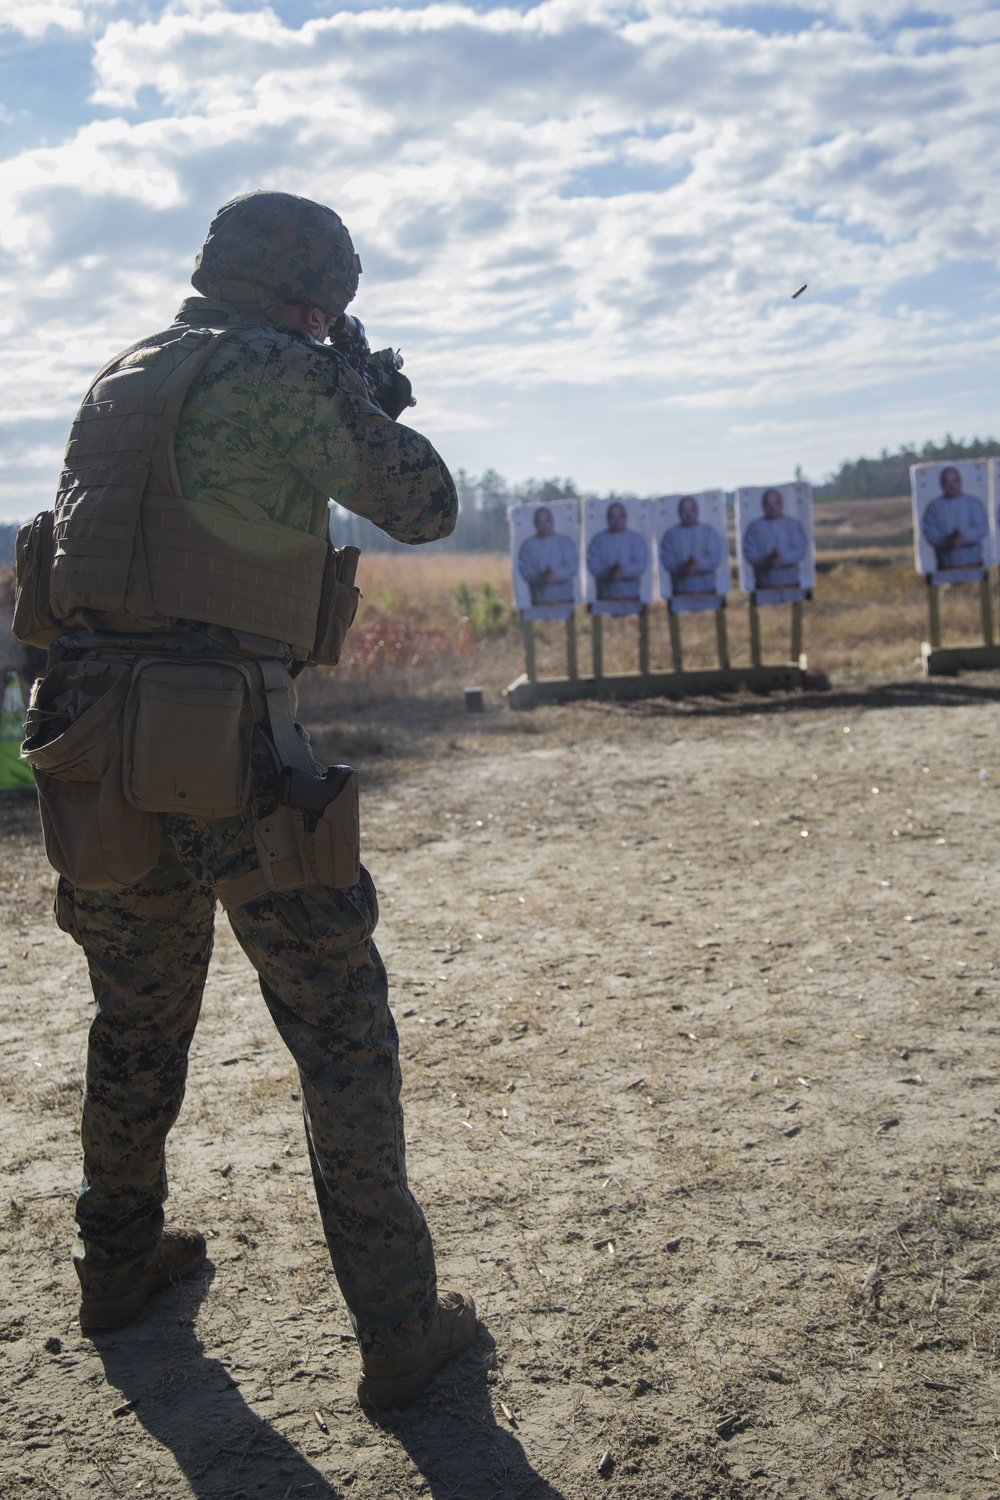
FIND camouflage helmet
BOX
[191,190,360,317]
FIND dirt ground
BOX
[4,672,1000,1500]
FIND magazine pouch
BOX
[13,510,61,648]
[312,545,361,666]
[23,660,161,890]
[124,659,253,817]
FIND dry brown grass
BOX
[4,501,994,734]
[315,543,997,711]
[354,551,510,631]
[807,556,982,676]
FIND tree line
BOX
[2,435,997,565]
[814,434,1000,503]
[328,472,581,555]
[330,434,1000,554]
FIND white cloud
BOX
[0,0,998,513]
[0,2,85,37]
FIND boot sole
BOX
[357,1316,478,1410]
[79,1243,207,1333]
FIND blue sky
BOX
[0,0,998,518]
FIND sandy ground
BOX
[4,676,1000,1500]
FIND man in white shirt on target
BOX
[586,501,650,604]
[742,489,807,590]
[659,496,723,597]
[517,506,579,605]
[921,466,988,572]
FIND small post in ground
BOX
[566,613,578,680]
[926,580,941,650]
[715,603,730,669]
[667,606,683,673]
[591,613,604,679]
[790,599,804,664]
[521,617,537,682]
[638,607,650,676]
[980,576,994,647]
[748,599,762,668]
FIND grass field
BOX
[3,495,994,718]
[307,496,994,723]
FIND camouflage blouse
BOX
[172,296,457,546]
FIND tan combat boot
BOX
[79,1227,207,1333]
[357,1288,478,1410]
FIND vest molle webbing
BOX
[50,326,328,652]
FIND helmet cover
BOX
[192,190,360,317]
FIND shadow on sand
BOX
[92,1269,565,1500]
[614,675,1000,720]
[366,1327,569,1500]
[92,1264,338,1498]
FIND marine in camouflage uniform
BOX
[24,192,476,1408]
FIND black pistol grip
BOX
[278,765,355,817]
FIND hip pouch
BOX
[312,545,361,666]
[13,509,61,648]
[23,660,161,890]
[123,659,253,818]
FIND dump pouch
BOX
[23,660,161,890]
[13,510,60,648]
[312,544,360,666]
[123,659,253,817]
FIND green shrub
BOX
[452,580,513,640]
[470,581,510,639]
[452,581,475,618]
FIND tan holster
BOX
[212,658,361,911]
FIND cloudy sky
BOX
[0,0,997,519]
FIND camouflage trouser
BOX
[63,780,437,1356]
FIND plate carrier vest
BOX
[49,324,329,654]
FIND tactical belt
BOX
[33,646,353,912]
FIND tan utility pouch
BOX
[312,545,361,666]
[13,510,61,648]
[23,660,162,890]
[123,659,253,817]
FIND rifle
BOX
[328,314,416,421]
